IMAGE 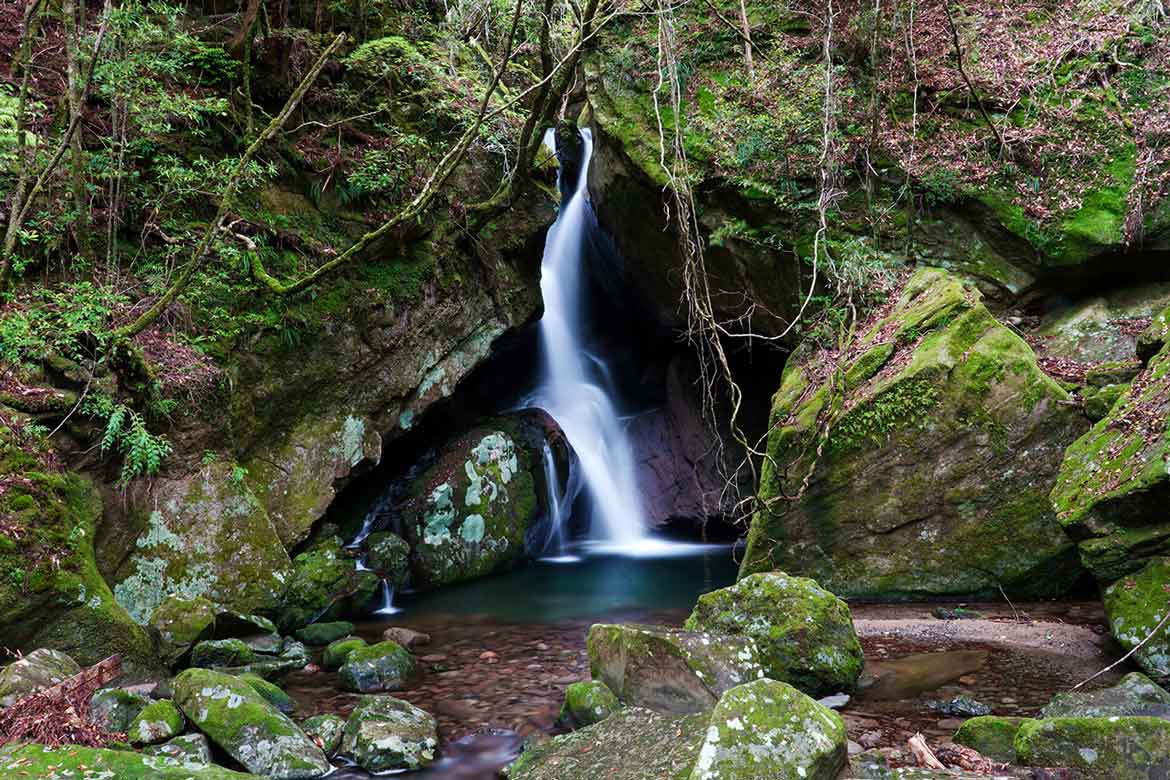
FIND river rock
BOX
[173,668,330,779]
[1015,716,1170,778]
[214,611,278,639]
[0,648,80,707]
[89,686,151,732]
[382,626,430,649]
[506,706,708,780]
[296,621,355,646]
[145,733,215,766]
[741,268,1086,598]
[302,713,345,755]
[1102,560,1170,684]
[191,638,255,668]
[953,716,1033,762]
[237,672,295,714]
[128,698,185,745]
[587,624,766,714]
[1041,672,1170,718]
[684,572,864,696]
[400,425,539,589]
[689,679,847,780]
[339,640,417,692]
[366,532,411,585]
[0,742,257,779]
[323,636,367,669]
[149,593,217,665]
[560,680,621,728]
[339,694,439,771]
[278,536,379,632]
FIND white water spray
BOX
[534,129,648,549]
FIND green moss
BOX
[128,699,185,745]
[954,716,1032,762]
[323,636,367,670]
[339,640,416,693]
[560,680,621,728]
[1016,716,1170,778]
[1103,559,1170,684]
[0,743,256,779]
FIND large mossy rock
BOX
[173,668,331,780]
[741,268,1087,598]
[506,706,709,780]
[560,679,621,729]
[278,536,378,631]
[296,620,354,646]
[400,423,540,589]
[339,640,416,692]
[1051,337,1170,581]
[366,532,410,585]
[587,624,766,714]
[1041,672,1170,718]
[1102,559,1170,684]
[0,743,259,779]
[323,636,367,669]
[191,638,256,668]
[128,698,185,745]
[149,593,217,665]
[1015,716,1170,779]
[0,648,80,707]
[689,679,847,780]
[339,694,439,772]
[684,573,863,696]
[953,716,1033,763]
[88,686,150,732]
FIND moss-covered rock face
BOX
[278,536,377,632]
[689,679,847,780]
[323,636,367,670]
[295,620,355,647]
[1051,335,1170,582]
[89,686,151,732]
[191,638,256,668]
[0,648,80,707]
[107,463,291,625]
[560,680,621,729]
[741,269,1086,599]
[1102,560,1170,685]
[1034,284,1170,364]
[401,425,539,589]
[684,573,863,696]
[1040,672,1170,718]
[339,694,438,772]
[149,593,217,666]
[1015,716,1170,779]
[506,706,709,780]
[339,640,416,693]
[366,532,411,586]
[173,668,331,780]
[0,742,258,779]
[953,716,1033,763]
[128,698,185,745]
[587,624,766,715]
[302,713,345,756]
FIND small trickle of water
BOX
[373,579,402,616]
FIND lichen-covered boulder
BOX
[89,686,150,732]
[684,573,863,696]
[1015,716,1170,779]
[302,713,345,755]
[0,648,80,707]
[149,593,217,665]
[506,706,708,780]
[278,536,379,632]
[401,425,539,589]
[191,638,256,668]
[1033,283,1170,364]
[560,680,621,729]
[587,624,766,714]
[323,636,367,670]
[173,668,330,779]
[339,694,439,772]
[128,698,185,745]
[296,621,355,646]
[689,679,847,780]
[742,268,1086,598]
[1041,672,1170,718]
[366,532,411,585]
[1051,340,1170,581]
[144,733,214,766]
[953,716,1033,763]
[0,742,258,779]
[1103,560,1170,684]
[237,672,295,714]
[339,640,416,692]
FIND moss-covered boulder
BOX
[401,425,539,589]
[1103,560,1170,684]
[587,624,766,714]
[689,679,847,780]
[1041,672,1170,718]
[0,742,258,779]
[1033,284,1170,364]
[302,713,345,756]
[323,636,367,670]
[277,536,378,632]
[295,620,354,646]
[339,694,438,772]
[1052,335,1170,581]
[1015,716,1170,778]
[88,686,151,732]
[0,648,80,707]
[128,698,185,745]
[149,593,217,665]
[173,668,330,780]
[506,706,708,780]
[741,268,1087,598]
[366,531,411,585]
[144,733,214,766]
[953,716,1033,763]
[237,672,295,714]
[560,680,621,729]
[106,463,290,626]
[191,638,256,668]
[684,573,863,696]
[339,640,416,692]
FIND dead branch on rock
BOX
[908,732,946,769]
[0,655,122,748]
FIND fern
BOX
[93,400,173,485]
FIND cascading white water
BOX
[534,129,647,549]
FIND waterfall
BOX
[538,439,582,562]
[373,580,401,615]
[534,128,647,550]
